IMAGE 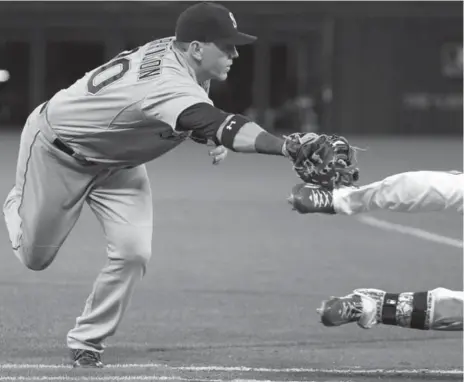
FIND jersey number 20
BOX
[87,57,130,95]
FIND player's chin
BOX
[211,67,230,82]
[214,72,229,82]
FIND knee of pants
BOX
[113,238,152,270]
[19,245,59,271]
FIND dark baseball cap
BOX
[175,2,257,46]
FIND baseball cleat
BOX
[317,293,377,328]
[70,349,104,368]
[288,184,336,214]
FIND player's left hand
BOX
[283,132,360,189]
[209,145,228,165]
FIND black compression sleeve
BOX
[176,103,280,154]
[176,101,225,128]
[176,102,232,145]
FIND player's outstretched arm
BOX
[334,170,464,214]
[177,102,288,156]
[176,102,332,180]
[289,170,464,215]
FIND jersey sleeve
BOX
[141,77,213,131]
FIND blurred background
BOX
[0,1,462,135]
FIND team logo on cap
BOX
[229,12,237,29]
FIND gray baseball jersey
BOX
[45,36,213,166]
[4,37,217,354]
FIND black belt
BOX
[53,137,76,157]
[52,137,96,166]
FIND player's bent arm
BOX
[176,103,286,156]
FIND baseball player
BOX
[3,2,317,368]
[286,166,463,332]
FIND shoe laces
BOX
[340,298,362,321]
[310,189,332,208]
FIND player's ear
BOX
[189,41,204,61]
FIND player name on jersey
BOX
[138,37,174,81]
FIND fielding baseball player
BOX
[2,2,324,368]
[282,134,463,332]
